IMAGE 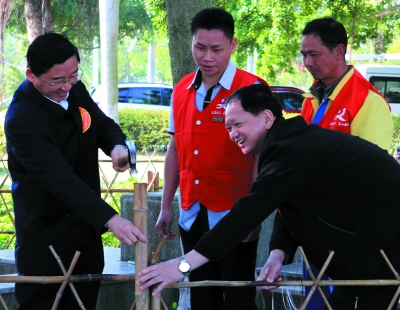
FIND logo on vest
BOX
[212,99,227,118]
[330,108,349,127]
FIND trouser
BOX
[179,205,258,310]
[15,237,104,310]
[327,231,400,310]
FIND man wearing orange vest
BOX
[301,17,392,151]
[155,8,268,310]
[300,17,393,309]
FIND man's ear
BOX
[26,68,35,82]
[334,44,346,60]
[262,109,276,129]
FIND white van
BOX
[355,64,400,114]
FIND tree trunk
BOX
[99,0,119,122]
[165,0,215,86]
[23,0,54,44]
[0,0,12,100]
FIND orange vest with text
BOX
[302,68,388,134]
[173,68,268,212]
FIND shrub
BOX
[119,109,170,152]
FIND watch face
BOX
[179,262,190,273]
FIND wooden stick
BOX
[151,287,161,310]
[299,247,332,310]
[380,249,400,310]
[49,246,86,310]
[134,183,150,310]
[0,274,137,283]
[129,299,136,310]
[151,235,167,265]
[1,273,400,288]
[160,296,169,310]
[51,251,81,310]
[166,279,400,288]
[300,251,335,310]
[0,294,9,310]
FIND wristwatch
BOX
[178,256,191,276]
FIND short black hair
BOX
[302,17,348,53]
[191,8,234,40]
[226,84,283,117]
[27,32,80,75]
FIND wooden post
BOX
[154,173,160,192]
[147,171,154,192]
[134,183,150,310]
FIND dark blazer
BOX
[5,79,125,251]
[195,116,400,295]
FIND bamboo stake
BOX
[51,251,81,310]
[299,247,332,310]
[0,294,9,310]
[166,279,400,288]
[134,183,150,310]
[300,251,335,310]
[151,287,161,310]
[0,273,399,287]
[380,249,400,310]
[159,297,169,310]
[151,236,166,265]
[49,246,86,310]
[129,300,136,310]
[0,274,137,283]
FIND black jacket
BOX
[195,116,400,293]
[5,79,125,250]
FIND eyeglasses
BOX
[36,68,84,87]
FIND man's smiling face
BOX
[225,101,273,155]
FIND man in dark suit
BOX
[5,33,147,310]
[138,84,400,310]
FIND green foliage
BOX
[391,113,400,155]
[119,109,170,152]
[225,0,400,82]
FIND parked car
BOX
[355,64,400,114]
[270,85,305,113]
[90,83,305,113]
[90,82,173,110]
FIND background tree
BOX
[23,0,53,43]
[0,0,13,100]
[146,0,216,86]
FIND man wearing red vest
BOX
[300,17,393,308]
[301,17,392,151]
[155,8,268,310]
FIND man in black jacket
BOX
[5,33,147,310]
[138,84,400,310]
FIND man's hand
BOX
[107,214,148,245]
[137,250,209,296]
[155,209,176,240]
[257,249,285,290]
[111,145,130,172]
[137,258,184,296]
[242,224,262,243]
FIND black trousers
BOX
[326,231,400,310]
[15,237,104,310]
[179,206,258,310]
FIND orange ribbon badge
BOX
[79,107,91,133]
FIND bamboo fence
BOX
[0,181,400,309]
